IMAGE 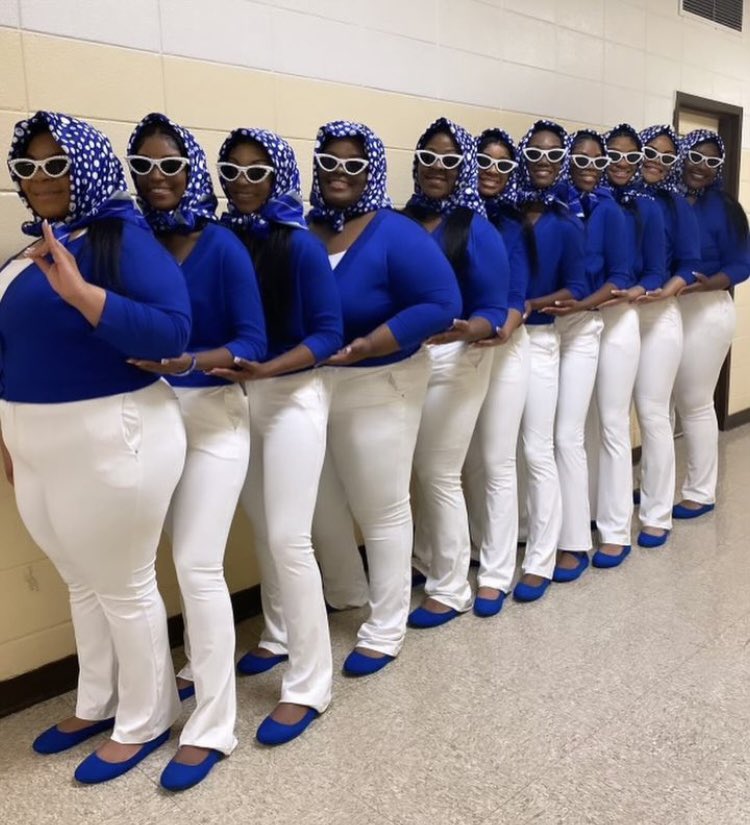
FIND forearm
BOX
[704,272,732,291]
[578,282,619,309]
[364,324,401,358]
[466,315,495,342]
[260,345,316,378]
[529,288,573,311]
[500,308,523,336]
[192,347,234,372]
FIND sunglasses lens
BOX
[477,155,492,170]
[688,151,701,164]
[571,156,586,169]
[524,148,542,162]
[548,150,565,162]
[497,160,515,173]
[594,157,609,169]
[442,155,462,170]
[44,158,69,177]
[343,160,366,175]
[129,157,152,175]
[316,154,338,172]
[247,167,270,183]
[662,155,677,166]
[417,151,436,166]
[643,147,657,159]
[626,153,641,164]
[160,159,185,175]
[218,163,240,181]
[12,160,36,178]
[707,157,722,168]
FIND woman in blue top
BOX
[307,120,461,676]
[552,129,636,570]
[672,129,750,519]
[513,120,588,602]
[604,124,677,551]
[0,112,191,783]
[462,128,531,617]
[126,113,266,790]
[403,117,509,628]
[210,127,343,746]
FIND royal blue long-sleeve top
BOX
[487,207,531,317]
[0,221,191,403]
[651,190,702,285]
[259,228,343,363]
[323,209,462,368]
[615,196,667,293]
[525,208,588,326]
[169,222,266,388]
[584,195,632,292]
[688,188,750,286]
[432,212,509,329]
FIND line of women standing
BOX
[1,110,748,793]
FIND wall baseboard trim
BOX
[725,409,750,430]
[0,584,262,720]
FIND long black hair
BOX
[235,223,295,334]
[402,203,474,279]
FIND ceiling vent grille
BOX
[682,0,743,31]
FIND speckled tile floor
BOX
[2,427,749,825]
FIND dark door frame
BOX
[673,92,744,431]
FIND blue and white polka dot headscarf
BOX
[639,124,682,194]
[8,111,146,240]
[218,127,307,237]
[127,112,217,234]
[308,120,391,232]
[406,117,485,216]
[476,127,519,220]
[678,129,725,197]
[562,129,613,219]
[604,123,647,205]
[516,119,569,207]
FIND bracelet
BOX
[173,354,197,377]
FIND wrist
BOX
[173,354,197,377]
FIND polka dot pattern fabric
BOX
[516,119,569,207]
[407,116,485,216]
[8,110,139,238]
[603,123,647,205]
[476,127,520,219]
[679,128,725,197]
[218,127,307,236]
[307,120,391,232]
[639,124,683,195]
[127,112,217,234]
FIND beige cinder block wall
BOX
[1,0,749,680]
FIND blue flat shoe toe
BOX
[553,552,589,583]
[178,683,195,701]
[342,650,394,677]
[74,729,170,784]
[473,592,506,618]
[33,718,115,755]
[512,578,551,602]
[236,651,288,676]
[672,503,715,520]
[407,606,459,628]
[256,708,318,746]
[592,545,631,569]
[160,749,221,791]
[637,530,670,548]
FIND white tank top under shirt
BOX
[328,251,346,270]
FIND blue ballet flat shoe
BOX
[160,749,222,791]
[407,605,460,628]
[512,578,551,602]
[633,488,641,505]
[178,683,195,701]
[236,651,288,676]
[256,708,318,746]
[33,718,115,755]
[342,649,394,677]
[592,544,631,569]
[553,552,590,583]
[74,729,170,784]
[637,530,670,548]
[473,592,506,618]
[672,502,715,520]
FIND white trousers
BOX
[241,370,332,712]
[555,312,603,552]
[674,291,736,504]
[587,304,640,545]
[634,299,683,529]
[412,342,492,611]
[0,381,185,743]
[169,385,247,754]
[464,326,530,592]
[313,351,430,656]
[520,325,562,579]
